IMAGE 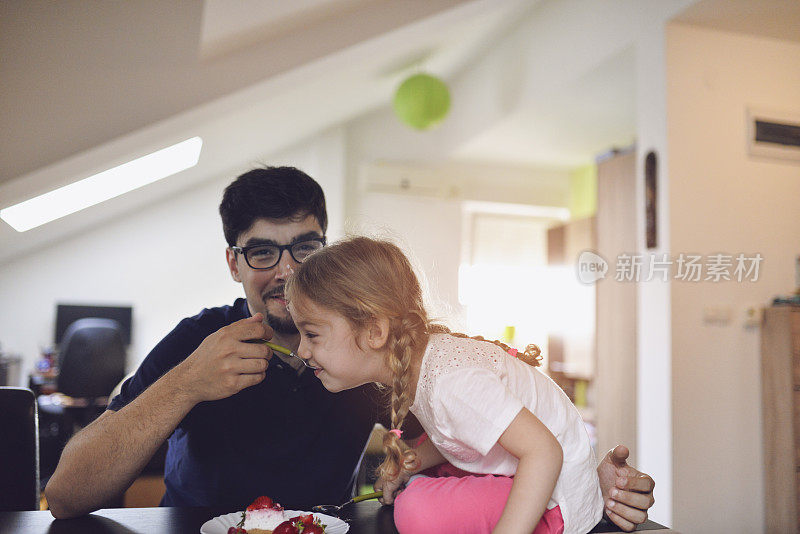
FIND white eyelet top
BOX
[409,334,603,534]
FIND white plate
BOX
[200,509,349,534]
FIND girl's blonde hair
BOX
[285,236,541,481]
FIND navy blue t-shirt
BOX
[108,299,400,510]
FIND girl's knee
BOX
[394,478,449,533]
[394,479,435,534]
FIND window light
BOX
[0,137,203,232]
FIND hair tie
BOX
[508,348,518,358]
[389,428,403,439]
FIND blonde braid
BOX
[446,332,542,367]
[378,313,425,480]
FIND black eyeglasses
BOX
[231,237,326,270]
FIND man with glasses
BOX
[46,167,655,531]
[46,167,379,515]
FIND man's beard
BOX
[262,285,298,335]
[265,309,299,335]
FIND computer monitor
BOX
[55,304,133,346]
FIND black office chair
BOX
[58,317,127,401]
[38,318,127,483]
[0,387,40,511]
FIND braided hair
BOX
[440,330,542,367]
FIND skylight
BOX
[0,137,203,232]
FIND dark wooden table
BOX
[0,502,673,533]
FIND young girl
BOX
[285,236,603,534]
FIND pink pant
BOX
[393,474,564,534]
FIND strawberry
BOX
[288,514,314,526]
[227,527,247,534]
[246,496,275,511]
[303,524,323,534]
[282,515,325,533]
[272,520,299,534]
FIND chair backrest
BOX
[58,318,127,399]
[0,387,40,511]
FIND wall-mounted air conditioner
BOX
[359,162,459,198]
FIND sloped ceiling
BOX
[0,0,489,182]
[453,46,637,167]
[0,0,532,264]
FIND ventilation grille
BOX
[755,120,800,148]
[748,108,800,162]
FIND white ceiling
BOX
[452,0,800,167]
[453,46,637,167]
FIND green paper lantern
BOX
[393,73,451,130]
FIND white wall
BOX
[351,192,465,327]
[667,24,800,533]
[0,129,347,384]
[633,11,677,527]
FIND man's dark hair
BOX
[219,166,328,246]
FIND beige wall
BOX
[667,24,800,533]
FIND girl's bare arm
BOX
[492,408,563,534]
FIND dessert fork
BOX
[312,491,383,515]
[260,340,319,370]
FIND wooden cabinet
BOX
[594,150,637,462]
[761,304,800,533]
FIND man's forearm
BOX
[45,366,197,518]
